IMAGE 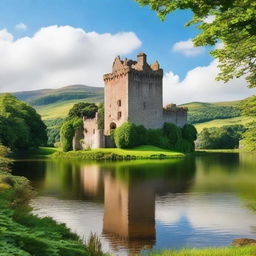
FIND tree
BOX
[68,102,98,119]
[135,0,256,88]
[0,94,47,150]
[240,96,256,151]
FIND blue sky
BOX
[0,0,212,79]
[0,0,254,103]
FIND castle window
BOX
[118,111,122,119]
[117,100,121,107]
[93,129,95,134]
[110,122,116,130]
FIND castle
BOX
[73,53,187,150]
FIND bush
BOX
[60,120,75,152]
[163,122,182,145]
[114,122,197,152]
[114,122,138,148]
[182,124,197,142]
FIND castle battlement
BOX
[73,52,188,150]
[103,53,163,82]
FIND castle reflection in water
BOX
[13,153,256,255]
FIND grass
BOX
[52,145,185,160]
[195,116,253,133]
[149,246,256,256]
[35,97,102,120]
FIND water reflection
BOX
[12,154,256,255]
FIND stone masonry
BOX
[75,53,187,150]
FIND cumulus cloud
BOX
[203,15,215,24]
[15,23,28,30]
[163,60,256,105]
[0,25,142,92]
[172,39,205,57]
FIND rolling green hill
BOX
[6,85,254,145]
[11,84,104,120]
[181,100,241,124]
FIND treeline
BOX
[29,92,97,106]
[188,105,240,124]
[44,118,65,147]
[196,125,246,149]
[114,122,197,153]
[0,94,47,151]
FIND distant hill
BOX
[12,84,104,106]
[9,85,104,120]
[181,100,241,124]
[7,85,252,131]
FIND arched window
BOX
[110,122,116,130]
[117,100,121,107]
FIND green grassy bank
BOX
[52,145,185,160]
[0,145,98,256]
[150,246,256,256]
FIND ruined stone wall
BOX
[163,109,187,127]
[83,116,105,149]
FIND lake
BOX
[13,153,256,255]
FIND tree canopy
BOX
[135,0,256,88]
[67,102,98,119]
[0,94,47,150]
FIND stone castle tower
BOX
[103,52,187,135]
[74,53,187,150]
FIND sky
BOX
[0,0,255,104]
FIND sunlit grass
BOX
[149,246,256,256]
[52,145,185,160]
[195,116,253,133]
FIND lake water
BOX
[13,153,256,255]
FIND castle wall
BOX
[83,117,105,149]
[128,71,163,129]
[104,74,129,135]
[163,109,187,128]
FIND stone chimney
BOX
[136,52,147,69]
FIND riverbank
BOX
[51,145,185,160]
[150,246,256,256]
[0,145,95,256]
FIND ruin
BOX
[73,53,187,150]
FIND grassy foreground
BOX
[150,246,256,256]
[52,145,185,160]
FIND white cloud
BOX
[172,39,205,57]
[0,26,142,92]
[203,15,215,24]
[15,23,28,30]
[163,60,256,105]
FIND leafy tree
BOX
[68,102,98,119]
[182,124,198,142]
[97,103,104,129]
[240,96,256,151]
[197,125,246,149]
[135,0,256,88]
[163,122,181,145]
[0,94,47,150]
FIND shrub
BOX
[136,125,148,145]
[182,124,198,142]
[114,122,138,148]
[163,122,182,146]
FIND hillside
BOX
[10,84,104,120]
[181,100,241,124]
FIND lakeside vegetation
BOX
[148,246,256,256]
[52,146,185,160]
[0,145,91,256]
